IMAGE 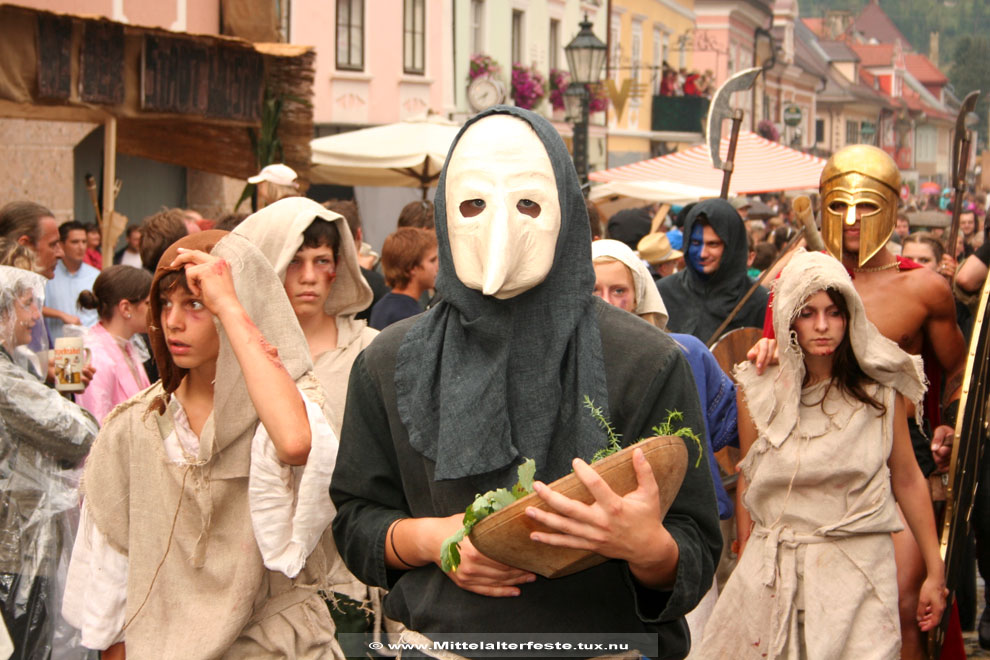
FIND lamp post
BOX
[564,14,607,189]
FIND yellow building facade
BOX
[606,0,697,169]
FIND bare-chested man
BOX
[750,145,966,660]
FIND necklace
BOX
[852,260,899,273]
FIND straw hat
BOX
[637,232,683,265]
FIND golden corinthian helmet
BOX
[820,145,900,266]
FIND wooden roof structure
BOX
[0,3,315,182]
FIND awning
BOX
[310,113,461,193]
[589,131,827,195]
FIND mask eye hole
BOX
[859,202,880,215]
[459,199,486,217]
[828,201,849,214]
[517,199,541,218]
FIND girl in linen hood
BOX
[234,196,377,434]
[697,250,944,659]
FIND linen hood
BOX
[233,196,373,317]
[591,238,668,329]
[147,230,314,454]
[734,249,926,447]
[394,105,609,484]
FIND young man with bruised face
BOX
[749,144,967,660]
[331,107,720,657]
[233,197,379,436]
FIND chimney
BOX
[929,31,940,68]
[825,10,852,39]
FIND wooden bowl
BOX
[469,435,688,579]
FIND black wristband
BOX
[943,399,960,428]
[389,519,416,569]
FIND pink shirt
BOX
[75,323,151,424]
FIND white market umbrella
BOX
[310,112,462,197]
[589,180,720,206]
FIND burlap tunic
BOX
[71,232,344,659]
[697,367,903,660]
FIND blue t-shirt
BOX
[369,292,423,331]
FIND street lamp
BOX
[564,14,607,188]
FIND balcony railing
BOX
[651,96,709,134]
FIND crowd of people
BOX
[657,64,714,98]
[0,106,987,660]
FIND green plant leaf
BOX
[512,458,536,497]
[440,458,536,573]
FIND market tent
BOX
[589,131,827,195]
[309,113,461,195]
[589,180,719,206]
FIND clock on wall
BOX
[467,77,506,112]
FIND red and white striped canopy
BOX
[589,131,827,195]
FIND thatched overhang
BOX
[0,3,314,181]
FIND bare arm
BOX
[888,394,946,631]
[42,306,80,325]
[172,248,311,465]
[920,272,967,470]
[734,387,757,553]
[955,254,988,294]
[922,273,966,401]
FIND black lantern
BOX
[563,15,606,189]
[564,15,608,86]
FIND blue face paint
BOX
[687,223,707,277]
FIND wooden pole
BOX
[101,116,117,270]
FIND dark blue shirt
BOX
[369,292,422,331]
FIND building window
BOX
[336,0,364,70]
[631,21,642,84]
[549,19,560,71]
[816,119,825,144]
[845,119,860,145]
[652,27,661,92]
[403,0,425,74]
[470,0,484,54]
[916,125,937,162]
[511,10,524,64]
[609,14,621,81]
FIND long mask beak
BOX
[482,203,511,296]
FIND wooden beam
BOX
[0,99,107,123]
[101,116,117,269]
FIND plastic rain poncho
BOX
[0,265,98,659]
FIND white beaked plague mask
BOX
[444,115,561,299]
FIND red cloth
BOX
[84,247,102,270]
[683,74,701,96]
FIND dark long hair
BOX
[801,288,886,414]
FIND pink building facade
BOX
[293,0,448,129]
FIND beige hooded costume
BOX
[697,250,927,660]
[234,197,377,435]
[591,238,669,330]
[65,232,345,659]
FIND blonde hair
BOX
[0,238,39,273]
